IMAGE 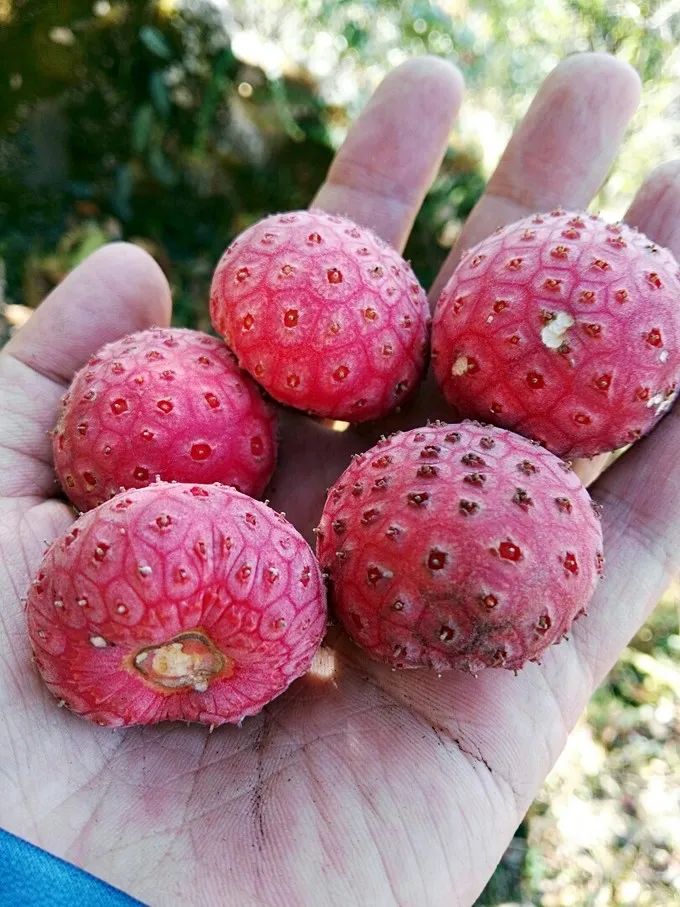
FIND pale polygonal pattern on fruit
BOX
[317,422,603,673]
[432,210,680,458]
[27,483,326,726]
[53,327,277,511]
[210,209,430,421]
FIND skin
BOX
[1,53,678,906]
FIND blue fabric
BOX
[0,828,145,906]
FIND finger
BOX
[624,159,680,247]
[572,451,614,486]
[430,52,641,300]
[0,242,171,498]
[313,56,464,252]
[5,242,171,384]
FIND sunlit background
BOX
[1,1,679,903]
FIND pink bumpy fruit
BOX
[27,482,326,726]
[432,210,680,458]
[210,209,430,422]
[317,422,603,672]
[53,327,277,511]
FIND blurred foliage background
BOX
[4,0,680,330]
[0,0,679,903]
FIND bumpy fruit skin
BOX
[432,210,680,458]
[53,328,277,511]
[317,422,603,673]
[210,209,430,422]
[27,483,326,727]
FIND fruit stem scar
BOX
[541,311,574,349]
[132,630,232,692]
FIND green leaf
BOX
[149,71,171,118]
[139,26,172,60]
[149,146,176,186]
[270,79,306,143]
[69,225,109,267]
[132,104,154,154]
[194,48,232,152]
[112,163,133,221]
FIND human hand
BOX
[1,53,677,906]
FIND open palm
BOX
[2,54,679,906]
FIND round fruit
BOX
[432,210,680,458]
[210,209,430,422]
[27,483,326,726]
[53,327,277,511]
[317,422,603,672]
